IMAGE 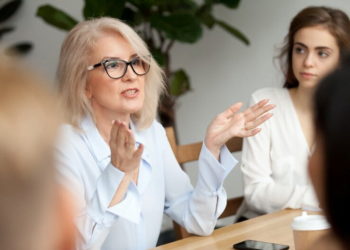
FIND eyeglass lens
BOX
[104,57,150,78]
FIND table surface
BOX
[152,209,321,250]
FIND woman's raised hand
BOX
[204,99,275,159]
[109,120,143,175]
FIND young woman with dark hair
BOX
[237,6,350,221]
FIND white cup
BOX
[291,211,330,250]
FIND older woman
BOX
[56,17,274,250]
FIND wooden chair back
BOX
[165,126,244,240]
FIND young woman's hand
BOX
[204,99,275,159]
[109,120,143,176]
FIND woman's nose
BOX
[304,53,315,68]
[122,64,137,81]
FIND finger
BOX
[242,99,269,116]
[244,103,276,122]
[126,129,135,148]
[109,120,120,147]
[116,122,127,149]
[222,102,243,119]
[126,129,135,157]
[246,113,273,130]
[133,143,144,159]
[240,128,262,137]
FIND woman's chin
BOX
[298,80,319,89]
[126,106,142,114]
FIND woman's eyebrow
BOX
[294,42,333,51]
[102,56,121,60]
[315,46,333,51]
[101,54,138,61]
[294,42,308,48]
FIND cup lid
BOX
[291,211,330,231]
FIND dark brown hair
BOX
[314,54,350,247]
[279,6,350,88]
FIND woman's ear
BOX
[85,83,92,99]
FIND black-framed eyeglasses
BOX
[87,55,151,79]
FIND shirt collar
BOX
[81,115,148,163]
[129,118,146,147]
[129,118,151,165]
[81,115,110,162]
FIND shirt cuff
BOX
[197,141,237,194]
[107,181,141,225]
[86,162,141,227]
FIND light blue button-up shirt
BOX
[56,115,237,250]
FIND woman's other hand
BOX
[205,99,275,159]
[110,120,143,176]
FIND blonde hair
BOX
[57,17,166,130]
[0,58,62,250]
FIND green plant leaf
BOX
[217,0,240,8]
[196,4,215,29]
[121,7,143,26]
[0,27,14,39]
[129,0,196,8]
[151,48,166,67]
[215,19,249,45]
[36,5,78,31]
[205,0,240,9]
[170,69,191,96]
[150,13,202,43]
[5,42,32,56]
[0,0,22,23]
[165,0,198,15]
[84,0,126,19]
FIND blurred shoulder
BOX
[144,119,166,136]
[59,123,83,139]
[251,87,287,100]
[57,123,85,150]
[250,87,289,105]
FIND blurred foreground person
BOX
[0,57,75,250]
[308,54,350,250]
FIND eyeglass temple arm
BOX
[87,63,102,71]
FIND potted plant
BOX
[0,0,32,55]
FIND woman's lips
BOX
[300,72,316,79]
[121,88,139,98]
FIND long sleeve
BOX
[160,126,237,235]
[56,126,141,250]
[56,118,238,249]
[241,91,319,215]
